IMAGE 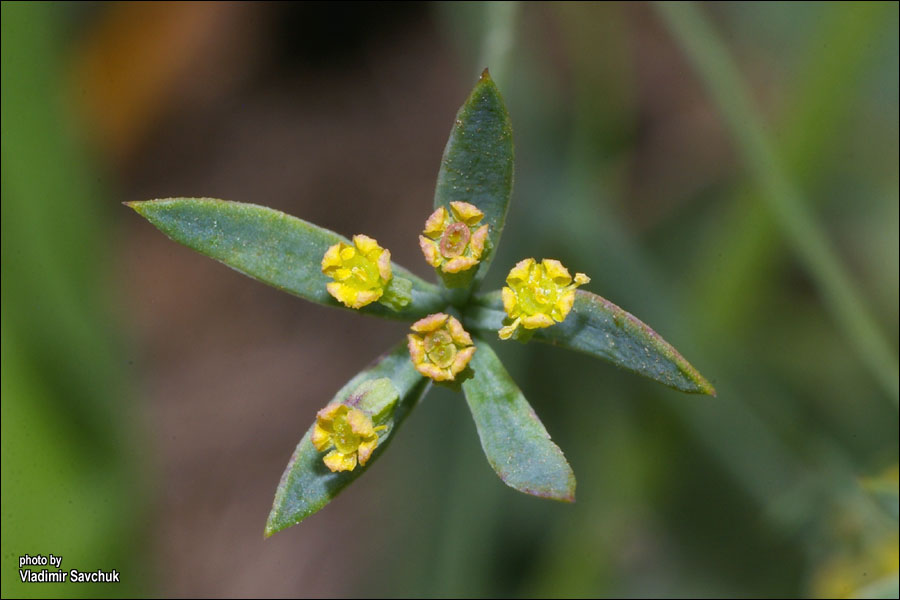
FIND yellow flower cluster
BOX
[419,202,489,274]
[407,313,476,381]
[312,403,386,472]
[499,258,590,340]
[318,209,591,385]
[321,235,392,309]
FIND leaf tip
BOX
[264,510,288,538]
[480,67,492,82]
[561,475,577,504]
[552,481,576,504]
[521,484,576,504]
[495,463,577,504]
[691,372,717,397]
[122,200,143,214]
[263,510,278,538]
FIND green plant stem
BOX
[655,1,899,405]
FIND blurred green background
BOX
[2,1,897,597]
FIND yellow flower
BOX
[499,258,590,340]
[419,202,490,274]
[322,235,392,309]
[312,403,386,472]
[407,313,476,381]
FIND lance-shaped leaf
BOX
[466,290,716,396]
[462,338,575,502]
[265,342,428,536]
[128,198,445,319]
[434,69,514,286]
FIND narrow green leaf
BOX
[128,198,445,319]
[466,290,716,396]
[434,69,514,286]
[265,342,428,536]
[462,338,575,502]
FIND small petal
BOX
[326,281,351,307]
[552,289,576,321]
[506,258,534,284]
[423,207,448,238]
[408,335,424,360]
[323,450,357,472]
[498,320,519,340]
[351,289,382,309]
[542,259,572,285]
[574,272,590,286]
[407,334,426,364]
[353,234,379,255]
[442,256,478,273]
[321,243,343,273]
[339,246,356,261]
[419,236,442,267]
[415,362,449,381]
[411,312,449,333]
[317,403,344,422]
[450,345,476,375]
[501,286,517,315]
[449,201,484,225]
[521,314,555,329]
[469,225,489,258]
[331,267,352,282]
[346,408,376,437]
[377,248,392,282]
[357,438,378,466]
[447,316,473,346]
[311,423,333,451]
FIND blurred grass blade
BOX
[862,465,899,520]
[2,3,147,595]
[462,338,575,502]
[434,70,514,288]
[852,573,899,600]
[691,2,896,339]
[475,2,519,91]
[655,2,899,404]
[265,342,428,536]
[467,290,716,395]
[128,198,445,319]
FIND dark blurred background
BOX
[2,2,897,597]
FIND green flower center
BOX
[440,222,470,258]
[342,248,381,289]
[332,413,361,454]
[516,268,559,314]
[424,329,457,368]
